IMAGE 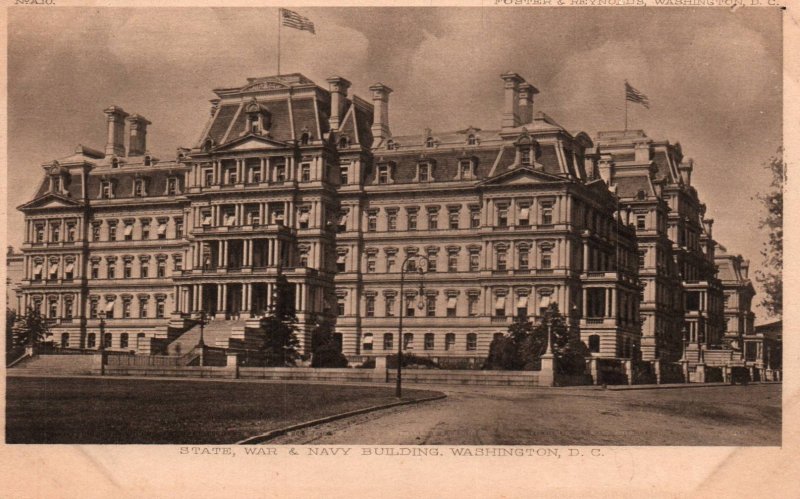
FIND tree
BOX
[756,147,784,317]
[6,308,20,364]
[258,275,300,366]
[9,307,53,359]
[309,317,348,368]
[483,304,587,374]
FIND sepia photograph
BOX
[3,3,785,457]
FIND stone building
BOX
[715,246,755,354]
[14,71,746,363]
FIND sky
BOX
[5,7,782,322]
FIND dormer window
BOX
[167,177,178,195]
[244,98,271,135]
[386,139,396,150]
[52,176,62,193]
[467,134,477,146]
[144,155,152,167]
[100,181,113,199]
[275,161,286,182]
[458,159,475,180]
[521,148,531,165]
[418,163,431,182]
[133,179,146,197]
[338,136,349,149]
[300,132,311,145]
[425,137,435,148]
[111,157,119,168]
[204,169,214,186]
[376,163,396,185]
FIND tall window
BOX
[101,181,112,199]
[134,180,144,197]
[366,296,375,317]
[167,178,178,195]
[541,250,552,269]
[405,296,415,317]
[141,261,150,278]
[427,210,438,230]
[424,333,434,350]
[407,211,418,230]
[67,224,76,242]
[496,250,507,271]
[108,262,116,279]
[123,298,132,318]
[469,252,480,271]
[378,165,389,184]
[337,299,345,317]
[120,333,129,349]
[427,251,437,272]
[64,300,73,319]
[518,248,529,270]
[51,225,60,242]
[301,163,311,182]
[91,261,99,279]
[466,333,477,351]
[448,251,459,272]
[35,225,44,243]
[339,166,348,185]
[383,333,393,350]
[124,223,133,241]
[275,163,286,182]
[518,205,530,226]
[367,212,377,232]
[204,170,213,186]
[387,211,397,231]
[541,204,553,225]
[495,295,506,317]
[467,134,477,145]
[447,296,457,318]
[636,215,646,230]
[470,209,480,228]
[366,256,376,273]
[108,223,117,241]
[156,298,165,318]
[418,163,430,182]
[445,333,456,351]
[426,296,436,317]
[521,148,531,165]
[497,207,508,228]
[460,160,473,179]
[449,210,459,229]
[124,261,132,279]
[175,219,183,238]
[141,220,150,239]
[139,297,148,318]
[403,333,414,350]
[386,254,396,273]
[157,261,166,278]
[385,296,395,317]
[468,295,479,317]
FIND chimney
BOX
[126,114,151,157]
[597,154,614,184]
[679,159,693,185]
[517,83,538,125]
[104,106,129,157]
[369,83,393,142]
[703,218,714,237]
[634,141,651,162]
[742,259,750,279]
[501,72,524,128]
[326,76,351,131]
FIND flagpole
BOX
[624,82,628,131]
[277,8,281,75]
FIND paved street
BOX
[271,384,781,446]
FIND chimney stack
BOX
[126,114,151,157]
[501,72,524,128]
[742,259,750,279]
[679,159,693,185]
[634,141,651,162]
[326,76,351,131]
[369,83,393,142]
[517,82,538,125]
[597,154,614,184]
[104,106,129,157]
[703,218,714,237]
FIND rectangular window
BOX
[518,206,530,226]
[448,252,458,272]
[123,300,131,319]
[541,205,553,225]
[108,263,116,280]
[139,299,148,318]
[403,333,414,350]
[460,160,472,179]
[156,300,165,318]
[108,224,117,241]
[91,263,99,279]
[275,164,286,182]
[167,178,178,195]
[466,333,477,351]
[418,164,429,182]
[519,249,529,270]
[408,212,418,230]
[497,251,507,271]
[141,221,150,240]
[424,333,434,350]
[541,252,552,269]
[445,334,455,351]
[339,166,348,185]
[91,224,100,242]
[366,297,375,317]
[228,169,237,184]
[367,258,376,273]
[141,263,149,278]
[124,224,133,241]
[90,300,98,319]
[426,296,436,317]
[378,166,389,184]
[498,207,508,227]
[134,180,144,197]
[387,211,397,231]
[383,333,393,350]
[427,252,437,272]
[67,225,76,242]
[469,252,480,272]
[385,296,395,317]
[447,296,457,318]
[157,262,166,278]
[449,211,459,229]
[367,213,377,232]
[386,256,395,273]
[337,300,345,317]
[124,262,132,279]
[470,209,480,228]
[468,296,478,317]
[428,211,438,230]
[101,182,112,199]
[636,215,646,230]
[175,219,183,238]
[301,163,311,182]
[405,297,415,317]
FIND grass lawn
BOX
[5,376,442,444]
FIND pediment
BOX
[215,134,288,152]
[480,166,564,187]
[18,193,82,211]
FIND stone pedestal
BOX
[653,359,661,385]
[539,354,555,387]
[695,363,706,384]
[624,360,633,385]
[226,353,239,379]
[680,360,690,383]
[374,356,388,383]
[723,365,731,384]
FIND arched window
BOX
[300,132,311,145]
[467,134,477,145]
[338,136,349,149]
[87,333,96,349]
[120,333,129,349]
[386,139,396,150]
[588,334,600,353]
[445,333,456,351]
[143,155,152,167]
[466,333,478,351]
[111,157,119,168]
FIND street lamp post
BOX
[98,310,106,351]
[396,254,429,399]
[195,309,208,367]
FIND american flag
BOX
[281,8,316,34]
[625,81,650,109]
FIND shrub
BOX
[311,342,349,368]
[386,353,438,369]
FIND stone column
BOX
[539,353,555,387]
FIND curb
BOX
[605,381,781,391]
[235,393,448,445]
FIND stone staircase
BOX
[10,354,95,375]
[166,319,250,355]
